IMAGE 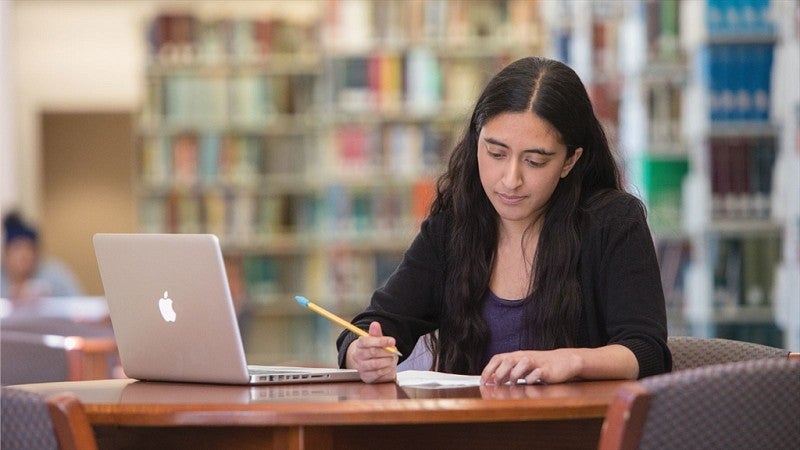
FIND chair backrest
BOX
[0,387,98,450]
[598,358,800,450]
[668,336,790,371]
[1,319,118,385]
[1,331,70,385]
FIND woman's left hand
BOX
[480,344,639,384]
[480,349,583,385]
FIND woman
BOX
[336,56,671,384]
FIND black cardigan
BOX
[337,192,672,378]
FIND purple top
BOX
[480,290,527,367]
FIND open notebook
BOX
[93,233,360,385]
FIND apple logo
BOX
[158,290,177,323]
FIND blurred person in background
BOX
[1,211,83,300]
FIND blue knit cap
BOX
[3,212,38,244]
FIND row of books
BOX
[242,314,337,366]
[241,251,403,309]
[329,50,497,114]
[151,73,317,124]
[644,0,681,60]
[139,124,448,189]
[322,0,543,50]
[544,0,633,84]
[706,0,774,36]
[138,181,434,241]
[147,13,319,64]
[645,81,683,148]
[655,238,691,313]
[712,235,780,309]
[701,42,774,122]
[329,124,449,177]
[231,250,404,364]
[708,137,776,219]
[636,155,689,235]
[140,133,313,188]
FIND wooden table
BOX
[11,378,625,450]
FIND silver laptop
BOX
[93,233,360,385]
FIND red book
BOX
[172,134,198,186]
[728,138,751,218]
[337,126,369,171]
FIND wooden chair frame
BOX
[598,382,652,450]
[47,393,99,450]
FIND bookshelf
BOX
[315,0,544,364]
[680,0,788,347]
[769,0,800,352]
[136,1,545,366]
[618,0,690,337]
[137,11,333,365]
[541,1,693,335]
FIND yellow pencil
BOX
[294,296,402,357]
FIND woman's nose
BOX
[502,160,523,189]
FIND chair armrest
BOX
[598,382,653,450]
[46,393,98,450]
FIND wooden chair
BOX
[598,358,800,450]
[1,387,98,450]
[667,336,798,371]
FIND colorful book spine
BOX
[709,136,776,219]
[707,0,774,36]
[713,234,780,309]
[703,42,774,123]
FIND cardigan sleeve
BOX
[336,215,447,368]
[586,195,672,378]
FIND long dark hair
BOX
[429,56,622,374]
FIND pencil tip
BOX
[294,296,309,307]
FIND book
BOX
[712,236,742,308]
[728,137,750,218]
[337,56,371,111]
[405,47,442,114]
[750,137,776,218]
[199,133,221,183]
[709,139,732,218]
[172,133,198,186]
[336,125,371,175]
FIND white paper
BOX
[395,370,481,388]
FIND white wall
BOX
[1,0,16,218]
[6,0,318,221]
[9,0,151,221]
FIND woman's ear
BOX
[560,147,583,178]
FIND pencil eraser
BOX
[295,296,309,307]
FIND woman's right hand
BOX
[345,321,398,383]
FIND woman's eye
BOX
[488,150,504,159]
[525,159,546,168]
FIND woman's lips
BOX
[497,192,526,205]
